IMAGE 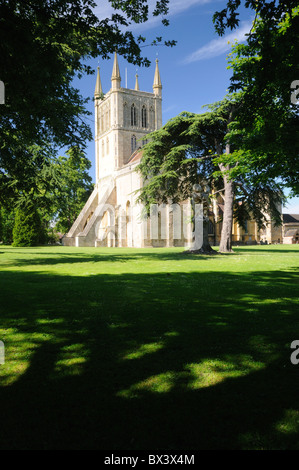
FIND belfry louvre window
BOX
[149,106,155,128]
[123,102,128,126]
[131,104,137,126]
[142,106,147,128]
[131,135,137,153]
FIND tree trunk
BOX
[219,162,234,253]
[185,183,217,255]
[190,216,217,254]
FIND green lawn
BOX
[0,245,298,450]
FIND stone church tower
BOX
[94,52,162,181]
[62,53,189,248]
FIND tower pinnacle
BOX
[94,66,103,99]
[111,51,121,90]
[153,59,162,96]
[135,73,140,91]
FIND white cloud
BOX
[163,104,177,114]
[165,0,214,16]
[93,2,113,21]
[184,20,253,63]
[93,0,214,29]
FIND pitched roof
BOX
[127,149,143,165]
[283,214,299,224]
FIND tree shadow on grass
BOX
[0,249,219,267]
[0,266,298,449]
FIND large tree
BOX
[52,147,94,233]
[0,0,173,199]
[1,145,94,245]
[12,201,45,247]
[0,206,15,244]
[213,2,299,194]
[137,99,282,253]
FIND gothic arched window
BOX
[131,135,136,153]
[142,106,147,128]
[106,137,109,154]
[131,104,137,126]
[149,106,155,128]
[123,102,128,127]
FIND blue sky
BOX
[72,0,299,213]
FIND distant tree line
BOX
[0,147,93,246]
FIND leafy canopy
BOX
[214,2,299,194]
[52,147,94,233]
[0,0,173,197]
[137,98,283,229]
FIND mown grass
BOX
[0,244,298,449]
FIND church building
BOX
[62,53,282,248]
[63,53,192,248]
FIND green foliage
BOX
[137,110,225,209]
[3,143,61,208]
[53,146,94,233]
[137,98,284,230]
[12,202,46,247]
[2,144,93,240]
[46,228,61,245]
[137,98,236,209]
[233,183,284,231]
[0,0,173,199]
[214,3,299,193]
[213,0,298,35]
[0,206,15,244]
